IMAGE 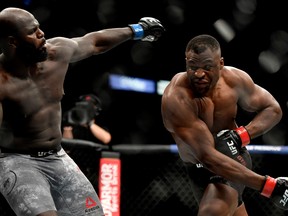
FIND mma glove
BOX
[261,176,288,210]
[129,17,165,41]
[214,126,250,164]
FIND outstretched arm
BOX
[70,27,134,62]
[47,17,165,63]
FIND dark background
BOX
[2,1,288,216]
[1,0,288,146]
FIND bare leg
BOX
[37,210,58,216]
[198,183,239,216]
[233,203,249,216]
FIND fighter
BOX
[0,7,165,216]
[161,34,287,215]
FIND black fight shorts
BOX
[184,147,252,206]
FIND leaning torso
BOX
[196,80,238,134]
[0,58,68,149]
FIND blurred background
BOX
[1,0,288,146]
[2,1,288,216]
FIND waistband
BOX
[0,145,62,157]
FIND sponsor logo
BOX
[85,206,99,213]
[37,150,54,157]
[100,158,121,216]
[226,141,238,155]
[86,197,97,208]
[236,155,247,166]
[280,189,288,207]
[85,197,98,214]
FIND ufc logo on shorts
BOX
[37,150,54,157]
[280,189,288,207]
[227,141,238,155]
[196,163,203,168]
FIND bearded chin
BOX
[16,42,48,64]
[196,87,208,95]
[191,84,210,96]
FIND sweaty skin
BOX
[162,51,282,189]
[0,8,133,151]
[161,40,282,215]
[0,7,164,216]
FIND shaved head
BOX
[0,7,35,38]
[0,7,47,63]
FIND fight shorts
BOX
[0,147,105,216]
[184,147,252,207]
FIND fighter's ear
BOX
[220,57,224,69]
[7,36,18,47]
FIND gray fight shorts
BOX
[0,148,105,216]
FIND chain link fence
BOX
[1,142,288,216]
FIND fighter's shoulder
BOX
[170,72,187,85]
[163,72,190,100]
[222,66,252,85]
[46,37,77,58]
[222,66,248,75]
[46,37,78,51]
[46,37,76,46]
[164,72,185,91]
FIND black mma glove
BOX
[129,17,165,41]
[261,176,288,210]
[215,126,250,164]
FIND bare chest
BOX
[197,91,238,133]
[1,69,64,116]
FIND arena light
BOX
[109,74,155,94]
[157,80,170,95]
[213,19,235,42]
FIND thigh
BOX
[198,183,239,216]
[184,163,211,205]
[234,203,249,216]
[51,153,105,216]
[0,155,56,216]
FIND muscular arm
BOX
[235,69,282,139]
[161,79,265,191]
[47,27,133,63]
[71,27,133,62]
